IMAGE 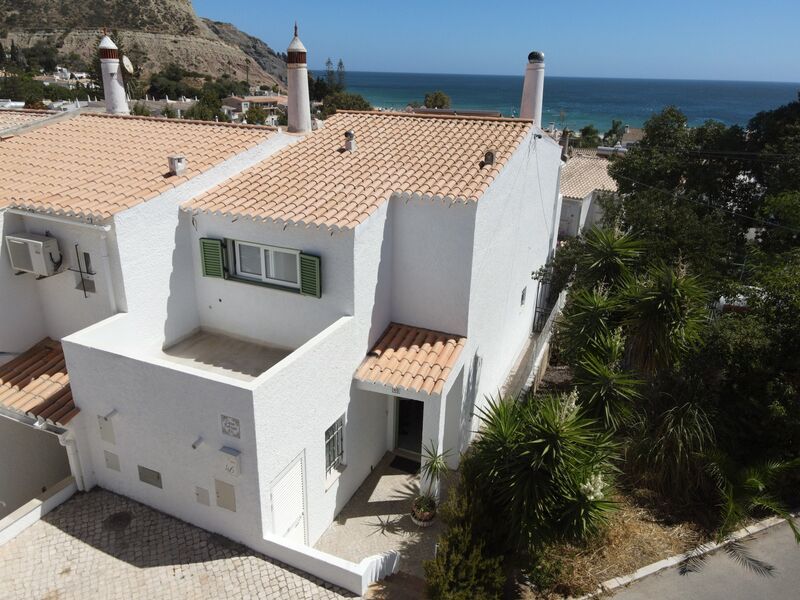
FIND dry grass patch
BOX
[521,492,708,599]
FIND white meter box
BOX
[219,446,241,477]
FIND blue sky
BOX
[194,0,800,82]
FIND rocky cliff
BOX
[0,0,287,87]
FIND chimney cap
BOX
[99,35,118,51]
[288,23,307,53]
[528,51,545,63]
[344,130,355,140]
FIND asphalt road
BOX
[612,521,800,600]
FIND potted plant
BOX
[411,441,452,527]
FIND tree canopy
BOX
[424,90,451,109]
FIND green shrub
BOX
[471,394,618,553]
[424,523,505,600]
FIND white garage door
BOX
[270,457,306,545]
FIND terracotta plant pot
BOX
[411,497,436,527]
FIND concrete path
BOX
[0,488,353,600]
[612,521,800,600]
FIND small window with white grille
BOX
[324,415,345,477]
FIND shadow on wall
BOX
[367,205,394,348]
[34,488,356,596]
[163,212,201,347]
[460,353,482,454]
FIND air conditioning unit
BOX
[5,233,61,277]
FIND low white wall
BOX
[62,332,267,550]
[0,415,71,519]
[0,476,76,547]
[252,316,388,547]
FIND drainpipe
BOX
[58,432,86,491]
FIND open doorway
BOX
[395,398,424,459]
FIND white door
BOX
[270,457,306,545]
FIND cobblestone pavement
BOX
[0,488,355,600]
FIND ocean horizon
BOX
[313,70,800,130]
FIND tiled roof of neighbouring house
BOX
[0,113,275,221]
[560,153,618,200]
[0,108,56,132]
[0,338,77,427]
[188,110,534,229]
[355,322,467,396]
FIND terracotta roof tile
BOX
[189,110,533,229]
[560,154,618,200]
[0,113,274,219]
[0,339,77,427]
[0,108,55,132]
[355,323,466,396]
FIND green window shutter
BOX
[299,253,321,298]
[200,238,225,278]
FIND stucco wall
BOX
[0,211,46,353]
[388,195,476,336]
[0,416,70,519]
[252,317,387,545]
[63,337,266,548]
[190,214,355,350]
[457,131,562,447]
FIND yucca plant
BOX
[412,441,453,525]
[471,394,618,554]
[622,261,708,375]
[628,399,715,501]
[575,329,642,430]
[577,227,644,289]
[558,287,620,363]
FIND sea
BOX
[313,71,800,131]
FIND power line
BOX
[612,173,800,235]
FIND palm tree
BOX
[577,227,644,289]
[622,262,707,375]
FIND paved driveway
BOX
[612,521,800,600]
[0,488,354,600]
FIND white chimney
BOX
[343,130,357,152]
[168,155,187,176]
[286,23,312,133]
[98,35,129,115]
[520,51,545,126]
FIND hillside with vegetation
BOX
[0,0,286,88]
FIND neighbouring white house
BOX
[558,148,618,238]
[0,30,564,595]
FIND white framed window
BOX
[233,240,300,288]
[325,415,345,477]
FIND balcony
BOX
[160,330,291,382]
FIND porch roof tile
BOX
[355,322,466,396]
[0,338,77,427]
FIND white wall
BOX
[559,197,583,238]
[190,214,355,350]
[0,416,70,519]
[63,338,267,548]
[388,194,476,336]
[0,211,45,352]
[455,131,562,448]
[16,216,119,341]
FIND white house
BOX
[0,30,563,595]
[558,149,617,238]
